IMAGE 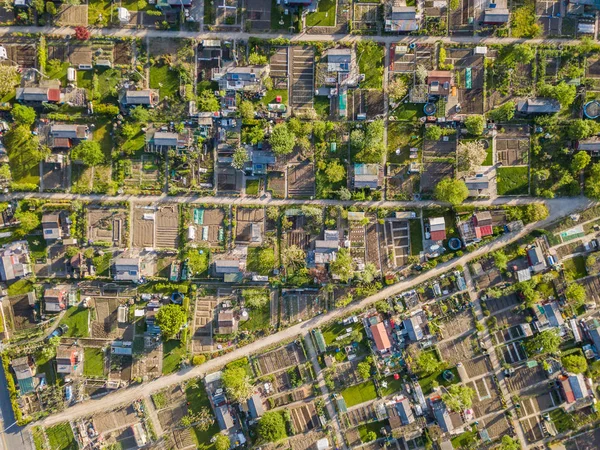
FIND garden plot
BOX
[55,5,88,26]
[520,416,544,443]
[564,428,600,450]
[387,165,418,200]
[424,138,458,159]
[0,43,35,67]
[157,402,188,430]
[471,258,503,290]
[485,293,520,313]
[349,222,366,261]
[87,207,128,247]
[215,0,239,25]
[5,295,36,332]
[245,0,271,30]
[291,47,315,110]
[382,219,409,268]
[448,0,474,33]
[217,165,242,193]
[41,158,68,191]
[415,45,435,70]
[365,219,381,271]
[332,361,362,389]
[283,289,323,323]
[345,429,362,448]
[495,136,529,166]
[493,309,525,330]
[123,157,163,194]
[520,387,561,416]
[255,342,307,376]
[132,342,162,379]
[269,385,313,408]
[235,207,264,243]
[353,3,378,27]
[463,355,492,378]
[421,162,454,192]
[93,405,139,435]
[132,206,156,248]
[267,171,286,198]
[289,402,319,433]
[114,42,133,65]
[439,310,474,339]
[467,376,503,417]
[496,325,526,345]
[192,295,217,353]
[92,297,132,339]
[348,89,385,120]
[482,414,511,440]
[506,365,547,393]
[439,334,478,366]
[269,48,288,89]
[47,43,92,66]
[166,429,196,450]
[288,162,316,198]
[579,275,600,306]
[344,402,378,427]
[392,48,416,73]
[286,215,312,251]
[191,207,225,247]
[156,205,179,249]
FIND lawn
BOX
[88,0,113,25]
[6,132,40,187]
[388,122,422,163]
[92,253,112,277]
[45,61,70,87]
[271,0,292,29]
[380,375,404,397]
[26,234,47,261]
[549,408,576,433]
[483,140,494,166]
[262,89,288,106]
[393,103,425,121]
[71,164,93,194]
[120,124,146,156]
[7,279,34,296]
[314,96,330,118]
[306,0,336,26]
[77,70,93,90]
[59,306,90,337]
[239,302,270,332]
[83,347,105,378]
[358,419,389,442]
[418,366,459,395]
[246,247,274,275]
[94,117,113,159]
[341,380,378,408]
[97,68,121,102]
[187,379,220,450]
[163,339,186,374]
[563,256,587,281]
[409,220,423,256]
[321,320,362,346]
[150,64,180,99]
[246,179,260,195]
[497,166,529,195]
[45,422,78,450]
[451,427,478,449]
[357,41,384,89]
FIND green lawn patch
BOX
[409,220,423,256]
[357,41,384,89]
[120,125,146,156]
[59,306,90,337]
[121,0,153,10]
[77,70,93,90]
[451,427,478,449]
[163,339,186,374]
[271,0,292,29]
[550,408,576,433]
[314,96,330,118]
[306,0,336,26]
[45,61,70,87]
[483,140,494,166]
[380,375,404,397]
[83,347,105,378]
[341,380,378,408]
[94,117,113,159]
[88,0,113,25]
[497,166,529,195]
[186,378,220,450]
[92,253,112,277]
[246,247,274,275]
[245,179,260,195]
[150,64,180,99]
[562,256,587,281]
[388,122,422,163]
[393,103,424,121]
[262,89,288,106]
[71,164,93,194]
[321,320,362,346]
[26,235,47,261]
[97,68,121,102]
[46,422,77,450]
[418,366,459,394]
[358,419,389,442]
[239,302,270,332]
[7,279,34,296]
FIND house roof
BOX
[561,377,575,403]
[214,259,240,274]
[544,302,564,328]
[474,211,493,225]
[403,316,424,341]
[125,89,157,105]
[569,374,586,399]
[431,400,454,432]
[429,217,445,229]
[248,394,265,419]
[475,225,493,238]
[465,176,490,190]
[428,70,453,82]
[430,230,447,241]
[517,98,561,114]
[152,132,179,147]
[397,398,414,425]
[114,258,140,269]
[370,321,392,351]
[215,405,234,430]
[578,137,600,151]
[50,124,87,139]
[484,8,509,22]
[527,247,544,266]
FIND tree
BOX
[538,82,576,108]
[281,245,306,270]
[192,354,206,365]
[155,304,187,339]
[214,434,231,450]
[525,329,560,356]
[71,141,105,166]
[197,90,220,112]
[248,53,268,65]
[416,351,440,376]
[524,203,549,222]
[572,151,591,174]
[388,76,408,102]
[350,129,366,151]
[357,357,372,380]
[562,354,588,374]
[365,431,377,442]
[270,123,296,155]
[356,120,385,163]
[250,247,275,275]
[457,140,486,173]
[586,163,600,199]
[512,44,535,64]
[243,288,269,309]
[338,187,352,201]
[425,125,442,141]
[488,101,515,122]
[222,366,253,402]
[45,1,56,14]
[567,119,600,140]
[12,104,36,126]
[500,435,521,450]
[434,179,469,205]
[325,160,346,183]
[129,105,150,123]
[329,248,354,282]
[493,251,508,271]
[517,280,540,308]
[74,26,91,41]
[355,262,378,284]
[464,115,485,136]
[239,101,255,121]
[441,384,475,412]
[14,211,40,237]
[416,64,428,84]
[180,407,214,430]
[565,283,586,308]
[0,66,20,99]
[231,147,249,170]
[257,411,287,443]
[0,165,12,185]
[31,0,44,13]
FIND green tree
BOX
[248,53,268,65]
[488,101,515,122]
[239,101,255,121]
[325,160,346,183]
[129,105,150,123]
[338,187,352,201]
[214,434,231,450]
[441,384,475,412]
[243,288,270,309]
[525,329,560,356]
[257,411,287,443]
[464,115,485,136]
[572,151,591,174]
[31,0,44,13]
[365,431,377,442]
[155,304,187,339]
[562,354,588,374]
[424,125,442,141]
[567,119,600,140]
[565,283,586,308]
[499,435,521,450]
[270,123,296,155]
[356,120,385,163]
[197,90,220,112]
[281,245,306,271]
[512,44,535,64]
[329,248,354,282]
[586,163,600,199]
[250,247,275,275]
[71,141,105,166]
[0,66,20,99]
[357,357,372,380]
[457,140,486,173]
[231,147,249,170]
[350,129,366,151]
[222,366,253,402]
[11,104,36,126]
[524,203,549,222]
[493,251,508,271]
[243,124,264,145]
[539,82,576,108]
[388,76,408,102]
[434,179,469,205]
[416,351,440,376]
[13,211,40,237]
[45,1,57,14]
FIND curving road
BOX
[40,195,590,427]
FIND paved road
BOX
[0,25,590,46]
[40,194,589,427]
